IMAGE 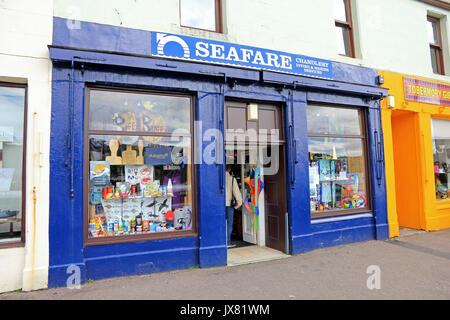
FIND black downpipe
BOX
[69,58,75,199]
[219,80,225,193]
[288,88,296,189]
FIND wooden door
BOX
[263,145,287,252]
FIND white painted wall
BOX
[0,0,52,293]
[54,0,450,82]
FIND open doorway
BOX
[225,145,289,265]
[226,147,265,249]
[227,160,251,249]
[224,100,289,265]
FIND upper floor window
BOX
[427,16,445,75]
[333,0,355,57]
[180,0,222,33]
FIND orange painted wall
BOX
[380,70,450,236]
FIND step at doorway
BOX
[398,227,426,237]
[227,245,289,266]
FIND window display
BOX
[431,118,450,200]
[307,105,369,217]
[0,84,26,244]
[86,88,194,240]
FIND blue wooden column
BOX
[197,83,228,268]
[287,89,314,254]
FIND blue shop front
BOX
[48,17,389,287]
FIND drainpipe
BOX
[67,57,91,198]
[23,111,41,291]
[69,58,75,199]
[288,88,297,189]
[219,79,225,193]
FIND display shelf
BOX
[0,218,20,224]
[0,218,21,235]
[101,194,175,200]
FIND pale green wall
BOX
[351,0,450,82]
[53,0,450,81]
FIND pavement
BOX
[1,228,449,300]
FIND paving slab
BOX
[1,228,449,300]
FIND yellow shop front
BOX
[380,71,450,237]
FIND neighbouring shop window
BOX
[0,84,26,245]
[427,16,445,75]
[180,0,222,32]
[307,105,369,218]
[86,88,194,241]
[432,118,450,200]
[333,0,355,57]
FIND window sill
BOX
[436,198,450,210]
[0,241,25,249]
[427,72,449,82]
[334,54,364,67]
[174,25,229,42]
[85,229,197,246]
[311,209,372,222]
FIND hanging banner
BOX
[151,32,333,79]
[404,77,450,106]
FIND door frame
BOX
[224,99,288,252]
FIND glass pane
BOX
[307,105,362,135]
[181,0,217,31]
[0,86,25,243]
[432,119,450,201]
[308,137,368,215]
[89,90,191,134]
[430,46,440,74]
[427,19,439,45]
[88,134,193,238]
[335,25,351,56]
[333,0,348,22]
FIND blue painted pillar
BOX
[367,100,389,240]
[286,89,313,254]
[196,86,227,268]
[48,67,87,287]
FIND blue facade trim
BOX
[311,213,373,224]
[261,71,386,97]
[84,246,199,280]
[49,46,261,82]
[53,17,153,56]
[48,18,389,287]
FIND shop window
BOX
[0,83,26,246]
[180,0,222,32]
[333,0,355,57]
[307,105,370,218]
[427,16,445,75]
[432,118,450,200]
[86,88,195,243]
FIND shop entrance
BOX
[224,101,288,264]
[391,111,424,229]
